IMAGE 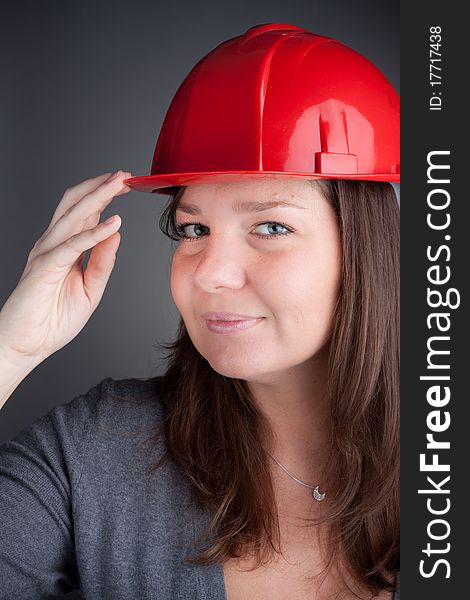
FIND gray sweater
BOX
[0,377,400,599]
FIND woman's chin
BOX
[205,355,267,380]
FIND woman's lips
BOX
[204,317,264,334]
[202,311,262,321]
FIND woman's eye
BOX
[253,223,291,239]
[175,223,208,241]
[174,222,292,242]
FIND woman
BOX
[0,24,399,599]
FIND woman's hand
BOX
[0,171,132,367]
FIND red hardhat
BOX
[124,23,400,195]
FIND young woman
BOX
[0,24,399,599]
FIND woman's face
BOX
[170,178,342,381]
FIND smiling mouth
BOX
[204,317,265,334]
[202,311,263,321]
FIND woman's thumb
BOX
[83,232,121,309]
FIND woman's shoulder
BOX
[89,375,168,434]
[93,374,167,412]
[62,374,167,421]
[0,374,178,599]
[53,375,169,450]
[1,375,168,478]
[1,374,170,520]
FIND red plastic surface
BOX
[124,23,400,195]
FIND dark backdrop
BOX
[0,1,398,595]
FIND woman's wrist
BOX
[0,345,40,410]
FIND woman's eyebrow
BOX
[176,199,309,215]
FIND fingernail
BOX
[108,170,122,181]
[103,214,119,225]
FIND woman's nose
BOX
[192,235,246,293]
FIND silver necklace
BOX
[264,448,326,502]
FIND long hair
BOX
[139,179,400,597]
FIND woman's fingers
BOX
[33,171,131,259]
[36,214,123,274]
[0,172,130,366]
[82,231,122,311]
[47,172,114,230]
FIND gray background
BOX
[0,0,399,447]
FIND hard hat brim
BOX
[123,171,400,195]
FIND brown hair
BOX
[140,179,400,597]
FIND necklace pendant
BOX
[312,485,326,502]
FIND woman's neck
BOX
[246,348,333,485]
